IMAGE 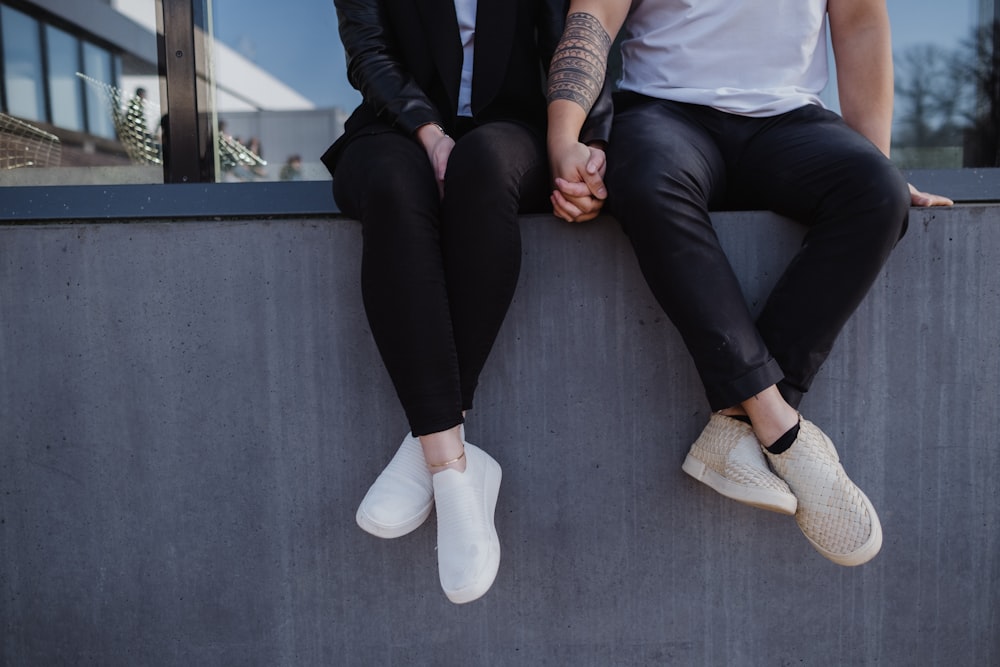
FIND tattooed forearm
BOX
[547,12,612,114]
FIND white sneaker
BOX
[432,442,502,604]
[682,413,797,514]
[765,418,882,566]
[356,433,434,538]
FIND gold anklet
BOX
[427,451,466,468]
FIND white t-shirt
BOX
[619,0,830,117]
[455,0,477,117]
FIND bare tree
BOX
[894,44,962,148]
[894,20,1000,167]
[958,19,1000,167]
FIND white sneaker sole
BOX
[683,453,797,515]
[355,433,434,539]
[356,500,433,539]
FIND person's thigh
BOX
[333,130,466,433]
[332,130,439,225]
[607,98,727,218]
[439,122,544,407]
[728,104,909,231]
[443,121,549,216]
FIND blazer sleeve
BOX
[538,0,613,145]
[334,0,441,135]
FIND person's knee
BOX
[445,125,545,213]
[607,162,651,203]
[607,158,711,234]
[868,162,911,241]
[841,156,911,242]
[336,136,437,219]
[448,124,540,188]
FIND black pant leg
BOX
[440,121,547,410]
[333,131,464,436]
[606,99,785,410]
[729,105,911,407]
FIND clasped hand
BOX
[549,141,608,223]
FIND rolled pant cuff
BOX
[410,415,465,439]
[776,379,805,410]
[705,358,785,411]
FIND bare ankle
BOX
[740,387,798,447]
[419,425,467,473]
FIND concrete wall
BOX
[1,207,998,666]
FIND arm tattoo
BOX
[547,12,613,114]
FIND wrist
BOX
[547,132,582,156]
[417,122,448,145]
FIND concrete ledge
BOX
[1,207,998,665]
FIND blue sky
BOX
[212,0,359,109]
[887,0,979,50]
[211,0,980,110]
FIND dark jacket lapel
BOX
[471,0,516,113]
[415,0,463,113]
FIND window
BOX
[888,0,999,169]
[205,0,353,182]
[2,5,45,121]
[82,41,117,140]
[0,0,158,185]
[45,25,85,132]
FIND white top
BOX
[454,0,477,116]
[619,0,830,117]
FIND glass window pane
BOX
[46,25,85,131]
[209,0,356,181]
[82,42,116,140]
[889,0,999,168]
[0,0,162,186]
[2,6,45,121]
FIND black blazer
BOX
[321,0,611,173]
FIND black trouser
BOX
[606,96,911,410]
[332,120,549,436]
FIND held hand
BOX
[551,177,605,222]
[909,183,953,207]
[417,123,456,199]
[549,142,608,222]
[426,135,455,199]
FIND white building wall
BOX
[112,0,314,112]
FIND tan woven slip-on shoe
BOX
[356,432,434,538]
[765,418,883,566]
[682,412,797,514]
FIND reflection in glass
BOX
[83,42,116,140]
[46,25,85,132]
[209,0,351,181]
[77,73,161,164]
[0,0,162,186]
[0,111,60,169]
[2,6,45,122]
[891,1,1000,167]
[961,18,1000,167]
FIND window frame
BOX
[0,0,997,221]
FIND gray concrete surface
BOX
[1,207,998,666]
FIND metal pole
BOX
[158,0,209,182]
